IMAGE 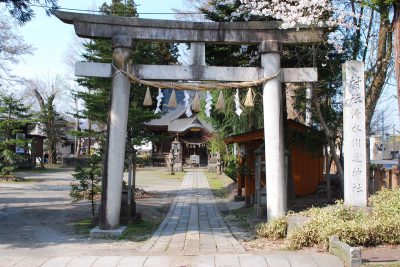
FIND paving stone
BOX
[1,256,26,267]
[143,256,172,267]
[118,256,148,267]
[285,253,318,267]
[309,253,344,267]
[41,257,73,267]
[14,257,49,267]
[66,256,98,267]
[92,256,123,267]
[264,255,291,267]
[215,255,240,267]
[192,255,215,267]
[239,255,268,267]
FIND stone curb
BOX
[329,235,362,267]
[89,226,127,238]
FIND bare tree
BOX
[28,76,67,164]
[0,10,32,85]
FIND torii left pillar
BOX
[99,35,132,230]
[259,41,287,221]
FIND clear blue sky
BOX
[10,0,187,81]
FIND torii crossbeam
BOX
[55,11,323,231]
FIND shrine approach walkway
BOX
[139,170,244,255]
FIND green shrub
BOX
[257,188,400,250]
[256,216,288,240]
[223,160,237,181]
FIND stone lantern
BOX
[167,149,175,175]
[171,138,181,159]
[171,138,183,171]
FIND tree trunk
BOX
[365,6,393,192]
[87,119,92,156]
[49,141,57,164]
[313,89,344,194]
[324,145,332,201]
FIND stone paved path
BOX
[0,170,344,266]
[140,171,245,255]
[0,252,343,267]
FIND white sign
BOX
[343,61,367,207]
[15,133,26,154]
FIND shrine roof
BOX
[146,104,213,133]
[225,119,323,144]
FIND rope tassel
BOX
[192,92,201,113]
[167,89,177,108]
[143,87,153,106]
[244,87,254,107]
[216,91,225,110]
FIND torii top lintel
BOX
[55,11,325,45]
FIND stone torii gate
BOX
[55,11,322,231]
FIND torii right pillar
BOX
[259,41,287,221]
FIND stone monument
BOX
[343,60,367,207]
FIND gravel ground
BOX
[0,168,182,258]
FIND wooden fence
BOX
[370,165,400,193]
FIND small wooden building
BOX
[146,104,213,167]
[225,120,324,204]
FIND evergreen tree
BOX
[1,0,58,25]
[76,0,179,152]
[70,155,102,218]
[0,94,33,175]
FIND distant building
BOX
[370,135,400,160]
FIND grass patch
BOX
[155,170,186,180]
[256,188,400,250]
[205,172,230,198]
[120,219,160,241]
[0,176,34,183]
[74,218,159,241]
[230,207,253,229]
[75,218,95,235]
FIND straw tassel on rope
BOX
[192,92,201,113]
[216,91,225,110]
[143,87,153,106]
[167,89,177,108]
[244,87,254,107]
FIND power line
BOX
[30,4,202,15]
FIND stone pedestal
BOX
[90,226,126,239]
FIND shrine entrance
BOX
[56,11,323,230]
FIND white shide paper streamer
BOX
[183,90,193,117]
[205,91,212,118]
[154,88,164,114]
[234,89,243,116]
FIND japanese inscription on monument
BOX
[343,61,367,207]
